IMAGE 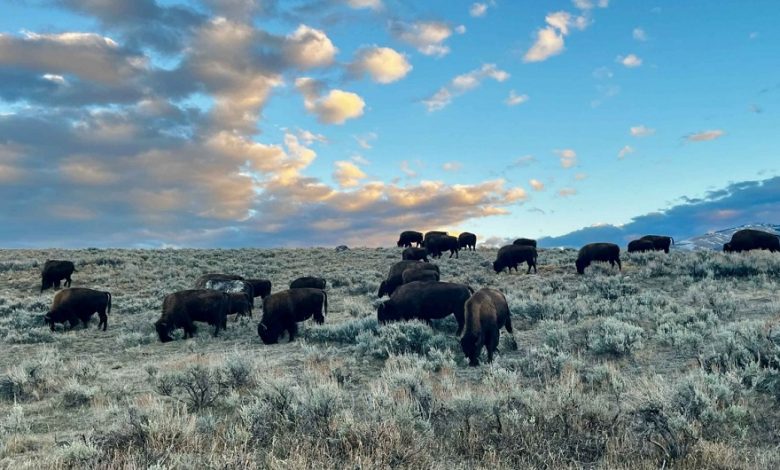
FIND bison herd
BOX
[34,228,778,366]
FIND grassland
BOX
[1,247,779,469]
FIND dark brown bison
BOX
[422,231,448,246]
[257,288,328,344]
[204,279,255,308]
[194,273,244,288]
[628,239,655,253]
[576,243,621,274]
[155,289,231,342]
[458,232,477,251]
[427,234,460,259]
[246,279,272,298]
[513,238,537,248]
[44,288,111,331]
[401,268,439,284]
[402,247,429,262]
[397,230,424,247]
[290,276,327,290]
[723,229,780,253]
[640,235,674,253]
[227,292,253,317]
[493,245,537,274]
[41,260,76,292]
[378,261,440,297]
[460,288,513,366]
[377,281,473,334]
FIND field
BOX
[1,247,780,469]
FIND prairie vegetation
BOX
[1,247,780,468]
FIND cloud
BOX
[617,53,642,68]
[284,25,338,69]
[505,90,529,106]
[297,129,328,145]
[617,145,635,159]
[523,10,592,63]
[400,160,417,178]
[530,179,545,191]
[572,0,609,9]
[555,148,577,169]
[630,125,655,137]
[349,46,412,83]
[633,27,647,41]
[575,173,588,181]
[470,3,488,17]
[390,21,458,57]
[685,129,725,142]
[558,187,577,197]
[333,160,367,187]
[423,63,509,112]
[345,0,383,10]
[354,132,378,149]
[540,176,780,248]
[296,77,366,124]
[442,161,462,172]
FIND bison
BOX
[246,279,272,299]
[402,247,429,262]
[227,292,253,318]
[257,288,328,344]
[427,234,460,259]
[513,238,537,248]
[377,281,473,334]
[422,231,448,247]
[41,260,76,292]
[155,289,231,342]
[205,279,255,309]
[627,239,655,253]
[378,261,440,297]
[576,243,621,274]
[194,273,244,288]
[44,288,111,331]
[460,288,513,366]
[723,229,780,253]
[493,245,537,274]
[290,276,327,290]
[640,235,674,253]
[401,268,439,284]
[397,230,423,248]
[458,232,477,251]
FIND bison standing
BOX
[377,281,473,334]
[402,247,429,262]
[290,276,327,290]
[397,231,423,248]
[257,288,328,344]
[723,229,780,253]
[44,288,111,331]
[628,239,655,253]
[155,289,231,342]
[576,243,621,274]
[640,235,674,253]
[460,288,513,366]
[378,261,440,297]
[427,235,460,259]
[246,279,272,299]
[458,232,477,251]
[493,245,537,274]
[513,238,537,248]
[41,260,76,292]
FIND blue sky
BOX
[0,0,778,247]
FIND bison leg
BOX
[616,258,622,271]
[99,311,107,331]
[288,322,298,342]
[314,311,325,324]
[65,276,72,287]
[184,321,197,339]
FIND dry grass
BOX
[1,247,779,468]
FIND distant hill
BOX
[675,223,780,251]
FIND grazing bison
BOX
[257,288,328,344]
[227,292,253,318]
[194,273,244,289]
[205,279,255,309]
[377,281,473,334]
[335,245,350,252]
[628,239,655,253]
[493,245,537,274]
[41,260,76,292]
[513,238,537,248]
[44,288,111,331]
[427,235,460,259]
[401,268,439,284]
[378,261,440,297]
[246,279,272,299]
[290,276,327,290]
[460,288,513,366]
[397,230,424,248]
[723,229,780,253]
[422,231,448,247]
[402,247,429,262]
[640,235,675,254]
[576,243,621,274]
[458,232,477,251]
[155,289,231,342]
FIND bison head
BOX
[460,334,480,367]
[376,301,398,324]
[723,242,732,252]
[377,281,388,298]
[257,322,278,344]
[492,260,504,274]
[43,313,54,330]
[155,320,173,343]
[575,258,587,275]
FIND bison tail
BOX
[467,285,475,295]
[322,289,328,317]
[106,292,112,314]
[671,237,675,246]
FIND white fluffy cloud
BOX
[686,130,725,142]
[618,53,642,68]
[630,125,655,137]
[470,3,488,17]
[349,46,412,83]
[524,10,590,62]
[442,162,463,172]
[390,21,460,57]
[633,28,647,41]
[296,77,366,124]
[530,179,545,191]
[617,145,635,159]
[423,63,509,112]
[333,161,367,188]
[555,149,577,168]
[284,25,337,69]
[505,90,529,106]
[345,0,383,10]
